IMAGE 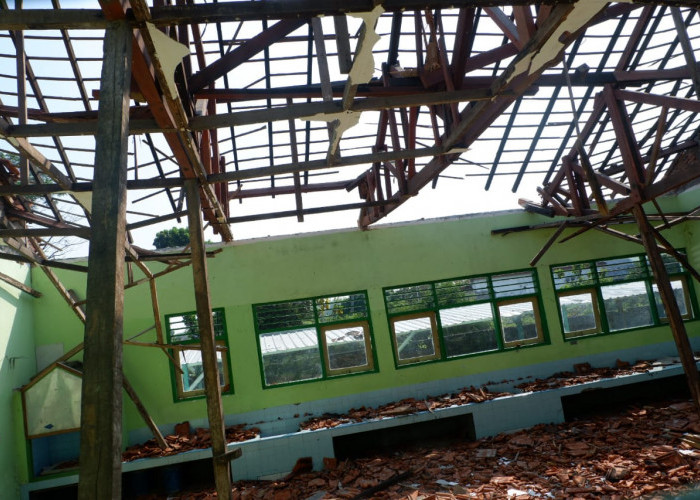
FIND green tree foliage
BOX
[153,227,190,249]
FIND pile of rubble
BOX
[300,386,511,431]
[122,422,260,462]
[514,359,662,392]
[300,359,674,432]
[175,399,700,499]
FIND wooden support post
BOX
[15,2,29,186]
[185,179,232,499]
[77,20,131,500]
[633,204,700,417]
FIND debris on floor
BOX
[513,358,673,393]
[122,423,260,462]
[300,386,510,431]
[299,357,679,432]
[170,398,700,499]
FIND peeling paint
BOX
[301,6,384,152]
[301,109,361,155]
[347,5,384,87]
[508,0,630,86]
[145,22,190,101]
[71,191,92,212]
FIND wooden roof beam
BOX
[360,1,609,227]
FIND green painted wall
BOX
[26,204,698,441]
[0,260,36,496]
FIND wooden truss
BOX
[1,1,700,499]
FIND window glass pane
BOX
[384,284,435,314]
[169,310,225,343]
[601,282,653,331]
[499,301,540,343]
[169,313,201,342]
[393,316,437,361]
[179,349,225,393]
[440,304,497,357]
[316,294,368,324]
[552,263,596,290]
[596,256,647,284]
[258,328,322,385]
[256,299,314,331]
[652,280,690,319]
[559,292,599,336]
[492,271,537,298]
[435,277,490,307]
[323,325,369,371]
[647,253,685,275]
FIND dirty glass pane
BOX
[255,299,315,331]
[498,301,540,343]
[179,349,226,393]
[316,294,368,324]
[552,263,595,290]
[652,280,690,320]
[384,284,435,315]
[440,304,497,357]
[258,328,322,385]
[323,325,370,372]
[596,256,648,284]
[559,292,599,337]
[601,282,652,331]
[393,316,438,362]
[492,271,537,298]
[168,309,226,343]
[435,277,490,307]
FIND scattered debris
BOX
[515,358,673,393]
[168,398,700,499]
[300,386,511,431]
[122,423,259,462]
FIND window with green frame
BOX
[165,308,232,400]
[551,252,695,339]
[383,269,546,366]
[253,292,376,387]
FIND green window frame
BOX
[383,269,547,367]
[551,252,696,340]
[165,308,232,401]
[253,291,377,388]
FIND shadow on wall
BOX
[0,274,38,497]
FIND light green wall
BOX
[28,205,699,436]
[0,260,36,495]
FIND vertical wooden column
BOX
[633,204,700,416]
[185,179,232,499]
[77,20,132,500]
[15,0,29,185]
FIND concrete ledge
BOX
[22,357,694,498]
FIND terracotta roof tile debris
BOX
[163,399,700,499]
[122,423,259,462]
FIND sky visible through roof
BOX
[1,2,698,257]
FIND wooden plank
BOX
[334,15,353,74]
[645,105,668,185]
[529,222,567,266]
[184,179,232,499]
[633,204,700,418]
[15,14,29,186]
[0,270,41,297]
[122,376,168,450]
[484,7,523,49]
[188,19,304,93]
[670,7,700,96]
[77,20,131,500]
[287,98,304,222]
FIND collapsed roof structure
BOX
[1,0,700,498]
